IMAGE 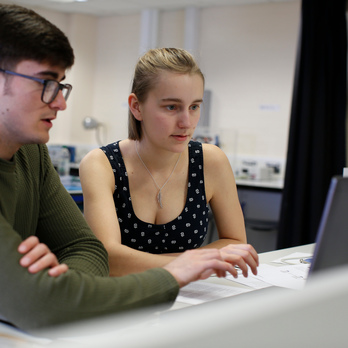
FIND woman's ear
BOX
[128,93,142,121]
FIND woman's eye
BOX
[166,105,176,111]
[191,105,200,111]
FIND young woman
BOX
[79,48,258,276]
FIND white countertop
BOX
[235,178,284,190]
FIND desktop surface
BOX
[4,243,347,348]
[32,244,347,348]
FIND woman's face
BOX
[136,71,204,153]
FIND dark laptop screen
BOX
[309,176,348,275]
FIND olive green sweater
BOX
[0,144,179,331]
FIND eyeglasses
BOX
[0,68,72,104]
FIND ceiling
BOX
[3,0,296,17]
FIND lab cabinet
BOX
[237,184,282,230]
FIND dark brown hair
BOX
[0,4,74,70]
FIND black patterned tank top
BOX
[101,140,209,254]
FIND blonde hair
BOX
[128,48,204,140]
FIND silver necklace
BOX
[135,141,181,208]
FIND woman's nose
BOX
[178,110,191,128]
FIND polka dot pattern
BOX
[101,141,209,254]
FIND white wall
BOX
[199,3,299,158]
[25,1,301,160]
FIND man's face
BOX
[0,60,68,158]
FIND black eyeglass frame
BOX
[0,68,72,104]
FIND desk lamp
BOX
[82,116,105,146]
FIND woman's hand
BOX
[219,244,259,277]
[163,249,239,288]
[18,236,68,277]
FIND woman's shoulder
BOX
[79,145,115,174]
[201,144,233,180]
[190,140,223,154]
[81,147,106,164]
[202,143,228,162]
[188,141,228,167]
[84,139,126,162]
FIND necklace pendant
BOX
[135,141,181,211]
[157,191,163,209]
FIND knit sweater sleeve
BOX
[0,145,179,330]
[0,221,178,330]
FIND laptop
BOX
[307,175,348,277]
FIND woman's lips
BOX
[172,134,188,141]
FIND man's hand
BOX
[18,236,68,277]
[219,244,259,277]
[163,249,238,288]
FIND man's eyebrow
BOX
[36,71,66,81]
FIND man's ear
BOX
[128,93,142,121]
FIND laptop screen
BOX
[309,176,348,275]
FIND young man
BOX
[0,4,258,331]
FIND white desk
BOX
[172,243,315,310]
[38,243,347,348]
[5,243,347,348]
[256,243,314,263]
